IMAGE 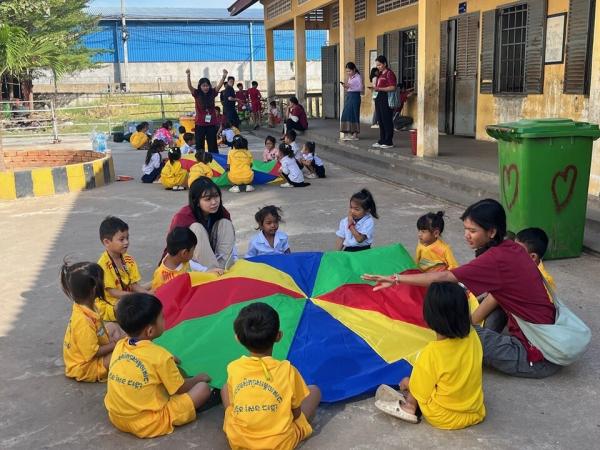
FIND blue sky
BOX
[89,0,261,9]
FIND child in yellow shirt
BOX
[516,227,556,291]
[415,211,458,272]
[188,152,213,188]
[61,260,124,382]
[375,282,486,429]
[161,147,188,191]
[97,216,151,322]
[130,122,150,150]
[227,135,254,193]
[105,293,214,438]
[176,125,187,148]
[222,302,321,450]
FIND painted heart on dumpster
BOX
[551,165,577,213]
[502,164,519,211]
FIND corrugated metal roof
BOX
[228,0,260,16]
[86,6,264,21]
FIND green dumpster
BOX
[486,118,600,259]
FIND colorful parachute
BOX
[154,244,442,402]
[180,154,282,187]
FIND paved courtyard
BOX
[0,134,599,449]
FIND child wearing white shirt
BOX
[180,132,195,155]
[335,189,378,252]
[246,206,291,258]
[300,141,326,179]
[278,144,310,188]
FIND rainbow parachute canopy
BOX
[155,244,438,402]
[181,154,281,186]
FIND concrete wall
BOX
[34,61,323,94]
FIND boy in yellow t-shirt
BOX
[516,227,556,291]
[105,293,214,438]
[97,216,151,322]
[227,135,254,193]
[222,302,321,450]
[415,211,458,272]
[188,152,214,188]
[130,122,150,150]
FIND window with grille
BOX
[401,29,417,89]
[331,5,339,28]
[305,9,324,22]
[496,4,528,93]
[356,0,367,20]
[298,0,309,4]
[266,0,292,20]
[377,0,418,15]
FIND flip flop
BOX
[197,388,222,413]
[116,175,133,181]
[375,384,407,405]
[374,400,419,424]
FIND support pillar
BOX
[293,15,307,106]
[265,28,276,99]
[416,0,441,157]
[338,0,356,127]
[588,3,600,195]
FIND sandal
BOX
[375,384,407,405]
[374,399,419,424]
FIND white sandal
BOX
[374,384,419,424]
[375,384,407,404]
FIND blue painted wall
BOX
[84,21,327,63]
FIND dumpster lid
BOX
[486,118,600,139]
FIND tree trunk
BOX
[21,77,34,111]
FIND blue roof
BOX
[86,6,264,21]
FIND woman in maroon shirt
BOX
[364,199,559,379]
[282,96,308,137]
[370,55,397,148]
[186,68,227,155]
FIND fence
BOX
[0,92,323,145]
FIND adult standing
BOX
[165,177,236,270]
[370,55,396,149]
[340,62,363,141]
[187,68,227,155]
[282,96,308,137]
[221,76,241,128]
[364,199,561,379]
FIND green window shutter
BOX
[524,0,547,94]
[480,10,497,93]
[355,37,365,93]
[564,0,595,94]
[377,34,384,56]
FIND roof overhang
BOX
[228,0,260,16]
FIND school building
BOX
[228,0,600,196]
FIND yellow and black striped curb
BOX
[0,154,115,200]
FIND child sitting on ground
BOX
[220,122,237,148]
[222,302,321,449]
[246,205,291,258]
[335,189,377,251]
[278,144,310,188]
[180,133,195,155]
[268,100,281,128]
[262,135,278,162]
[104,293,214,438]
[141,140,165,183]
[300,141,326,179]
[415,211,458,272]
[283,129,301,160]
[130,122,150,150]
[188,152,214,187]
[516,227,556,291]
[161,147,188,191]
[61,261,123,382]
[227,135,254,193]
[176,126,186,147]
[97,216,151,322]
[375,282,485,429]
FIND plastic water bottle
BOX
[91,131,107,153]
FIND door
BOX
[321,44,339,119]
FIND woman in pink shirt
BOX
[340,62,363,141]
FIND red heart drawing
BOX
[502,164,519,211]
[551,165,577,213]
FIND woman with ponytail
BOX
[363,199,559,379]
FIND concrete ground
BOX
[0,134,599,449]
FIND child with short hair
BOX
[246,205,291,258]
[247,81,262,129]
[415,211,458,272]
[516,227,556,291]
[268,100,281,128]
[227,135,254,193]
[222,302,321,449]
[375,282,486,429]
[130,122,150,150]
[300,141,326,179]
[221,122,236,148]
[262,135,278,162]
[335,189,377,251]
[278,144,310,188]
[236,82,248,117]
[97,216,150,322]
[161,147,188,191]
[176,125,187,148]
[61,261,123,382]
[180,133,195,155]
[188,152,213,187]
[283,129,300,160]
[141,140,165,183]
[105,293,214,438]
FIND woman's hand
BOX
[361,273,396,291]
[185,68,191,76]
[222,69,228,77]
